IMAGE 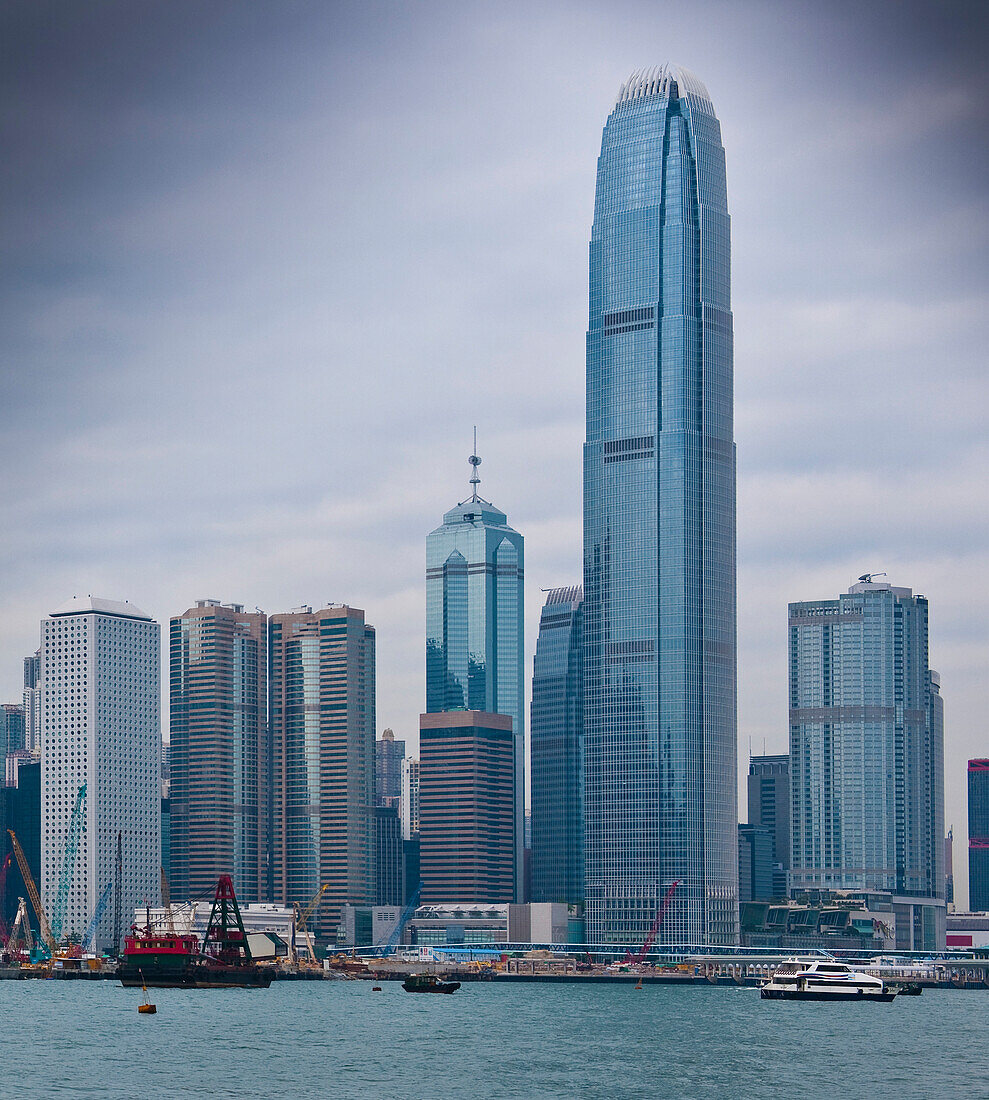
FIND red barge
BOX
[118,874,272,989]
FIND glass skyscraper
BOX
[789,578,945,948]
[968,760,989,912]
[530,586,584,906]
[583,66,737,945]
[425,455,524,894]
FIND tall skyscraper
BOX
[747,754,789,899]
[530,586,584,905]
[789,578,945,948]
[375,728,405,805]
[970,760,989,912]
[1,704,25,759]
[41,597,160,950]
[425,451,524,895]
[400,756,420,840]
[582,65,737,945]
[0,758,41,935]
[269,605,375,940]
[418,711,515,903]
[169,600,267,903]
[22,651,41,751]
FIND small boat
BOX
[760,959,896,1002]
[402,973,461,994]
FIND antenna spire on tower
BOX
[469,425,481,503]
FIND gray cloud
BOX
[2,0,986,904]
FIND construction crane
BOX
[50,783,87,943]
[5,897,34,957]
[295,884,329,966]
[625,880,680,965]
[82,882,113,954]
[160,867,177,934]
[377,880,424,957]
[0,852,12,940]
[8,829,56,953]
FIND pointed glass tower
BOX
[583,66,737,946]
[425,446,524,895]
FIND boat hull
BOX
[761,987,896,1002]
[120,965,272,989]
[402,979,461,994]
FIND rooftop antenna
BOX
[469,426,481,503]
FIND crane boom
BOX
[295,884,329,966]
[5,897,34,955]
[379,880,424,956]
[8,829,56,952]
[82,882,113,953]
[161,867,176,934]
[51,783,87,942]
[626,880,679,965]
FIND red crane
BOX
[625,880,679,965]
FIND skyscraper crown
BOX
[615,64,710,107]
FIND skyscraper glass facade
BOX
[583,66,737,945]
[789,579,945,947]
[425,468,524,894]
[969,760,989,912]
[530,586,584,906]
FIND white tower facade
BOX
[41,597,160,951]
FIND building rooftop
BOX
[615,64,710,107]
[50,596,153,621]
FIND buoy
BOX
[138,969,157,1014]
[372,986,382,991]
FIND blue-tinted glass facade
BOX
[969,760,989,912]
[530,586,584,905]
[789,580,945,947]
[425,475,524,895]
[583,66,737,945]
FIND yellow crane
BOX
[8,829,56,953]
[295,884,329,967]
[5,897,34,957]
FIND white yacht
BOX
[760,959,897,1002]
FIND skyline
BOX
[1,1,987,909]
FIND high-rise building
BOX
[582,65,737,945]
[376,728,405,806]
[945,828,953,907]
[0,759,41,935]
[1,704,25,759]
[418,711,515,903]
[23,651,41,752]
[269,605,375,941]
[530,586,584,906]
[737,824,774,905]
[400,756,420,840]
[747,755,789,899]
[789,578,945,949]
[169,600,267,903]
[970,760,989,912]
[425,452,524,893]
[41,597,160,951]
[375,804,404,906]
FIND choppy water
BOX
[1,978,985,1098]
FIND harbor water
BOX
[2,979,984,1098]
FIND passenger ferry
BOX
[760,959,896,1002]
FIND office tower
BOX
[375,804,403,906]
[583,65,737,945]
[944,829,953,906]
[41,597,160,950]
[1,704,25,758]
[169,600,267,903]
[23,651,41,752]
[425,452,524,893]
[789,578,945,948]
[970,760,989,912]
[400,757,420,839]
[747,755,789,899]
[269,605,375,940]
[376,728,405,805]
[0,758,41,935]
[418,712,515,903]
[530,586,584,905]
[737,824,774,904]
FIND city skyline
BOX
[1,2,987,906]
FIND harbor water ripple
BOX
[1,979,984,1099]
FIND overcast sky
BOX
[2,0,986,905]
